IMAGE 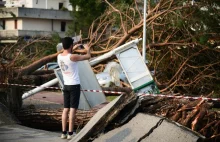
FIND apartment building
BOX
[0,0,73,43]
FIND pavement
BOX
[0,91,66,142]
[0,125,68,142]
[22,91,64,109]
[93,113,205,142]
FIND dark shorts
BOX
[63,84,81,109]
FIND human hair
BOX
[62,37,73,49]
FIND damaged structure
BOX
[16,39,218,141]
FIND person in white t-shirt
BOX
[57,37,91,140]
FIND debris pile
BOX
[16,93,220,141]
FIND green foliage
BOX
[199,35,209,45]
[106,96,117,102]
[145,0,220,95]
[67,0,133,36]
[60,6,68,11]
[68,0,105,36]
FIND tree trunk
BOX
[15,103,108,131]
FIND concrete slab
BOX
[70,95,123,142]
[94,113,204,142]
[144,119,204,142]
[0,125,67,142]
[93,113,161,142]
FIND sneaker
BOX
[67,132,77,140]
[61,134,67,139]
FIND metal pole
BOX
[22,78,58,99]
[90,38,142,66]
[142,0,147,62]
[45,0,47,9]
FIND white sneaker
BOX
[61,134,67,139]
[67,132,76,140]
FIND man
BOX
[57,37,91,140]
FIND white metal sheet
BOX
[54,60,106,110]
[116,46,153,89]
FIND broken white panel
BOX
[115,44,159,94]
[54,60,106,110]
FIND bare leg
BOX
[62,108,69,132]
[69,108,77,132]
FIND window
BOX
[15,20,17,29]
[61,21,66,32]
[59,3,63,10]
[2,20,5,30]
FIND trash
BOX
[104,62,121,87]
[96,62,129,87]
[95,72,112,87]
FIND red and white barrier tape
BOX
[81,89,124,94]
[0,83,124,95]
[1,82,220,102]
[138,93,220,102]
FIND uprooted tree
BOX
[0,0,219,140]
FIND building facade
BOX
[3,0,72,11]
[0,0,73,43]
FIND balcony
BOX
[0,30,66,39]
[0,7,72,20]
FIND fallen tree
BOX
[0,0,219,140]
[1,0,219,96]
[15,92,220,140]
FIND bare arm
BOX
[70,44,91,61]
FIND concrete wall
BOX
[22,18,51,31]
[4,19,23,30]
[53,20,71,32]
[0,18,71,38]
[2,19,22,30]
[5,19,14,30]
[53,20,61,32]
[22,18,71,32]
[24,0,33,8]
[30,0,46,9]
[47,0,64,10]
[0,30,18,37]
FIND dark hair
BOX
[62,37,73,49]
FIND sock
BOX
[62,131,67,135]
[69,132,73,135]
